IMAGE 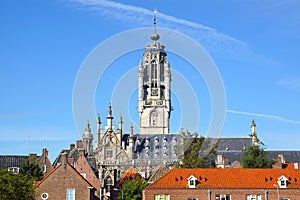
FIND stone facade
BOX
[138,11,171,135]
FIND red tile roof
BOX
[118,167,142,185]
[147,168,300,189]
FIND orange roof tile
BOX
[147,168,300,189]
[118,167,142,185]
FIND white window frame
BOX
[42,164,47,173]
[188,175,197,188]
[41,192,49,200]
[66,189,75,200]
[277,175,288,188]
[154,194,170,200]
[246,194,261,200]
[215,194,231,200]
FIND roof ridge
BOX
[35,163,94,188]
[146,167,175,189]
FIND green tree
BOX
[241,141,275,168]
[0,169,35,200]
[20,159,43,181]
[177,130,216,168]
[118,177,148,200]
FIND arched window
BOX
[151,61,158,87]
[150,111,158,126]
[105,176,113,185]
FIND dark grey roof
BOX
[267,150,300,163]
[133,134,182,161]
[0,155,28,169]
[216,151,243,164]
[216,137,252,152]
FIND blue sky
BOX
[1,0,300,161]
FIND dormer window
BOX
[188,175,197,188]
[277,175,288,188]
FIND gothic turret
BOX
[106,104,113,131]
[138,10,172,134]
[82,120,93,154]
[97,113,101,146]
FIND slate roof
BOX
[267,150,300,163]
[215,137,252,152]
[133,134,182,161]
[147,168,300,189]
[0,155,29,169]
[213,137,300,164]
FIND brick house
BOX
[35,153,98,200]
[76,149,101,197]
[0,148,52,176]
[143,165,300,200]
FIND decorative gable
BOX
[277,175,288,188]
[188,175,197,188]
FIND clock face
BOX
[151,88,158,96]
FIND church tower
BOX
[82,120,93,155]
[138,10,172,134]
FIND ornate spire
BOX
[97,113,101,124]
[85,120,91,132]
[130,123,134,136]
[108,103,112,117]
[150,9,160,41]
[97,113,101,134]
[251,119,258,146]
[119,114,123,129]
[251,119,256,128]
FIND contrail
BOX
[227,109,300,125]
[67,0,254,58]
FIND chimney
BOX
[70,144,75,151]
[29,153,37,164]
[278,154,285,164]
[42,148,48,156]
[60,151,68,166]
[76,140,84,149]
[273,155,283,169]
[79,149,85,156]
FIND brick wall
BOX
[35,164,94,200]
[144,188,300,200]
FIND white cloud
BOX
[226,109,300,125]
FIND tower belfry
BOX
[138,10,171,134]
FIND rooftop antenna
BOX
[28,135,31,154]
[43,137,46,148]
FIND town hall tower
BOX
[138,10,172,134]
